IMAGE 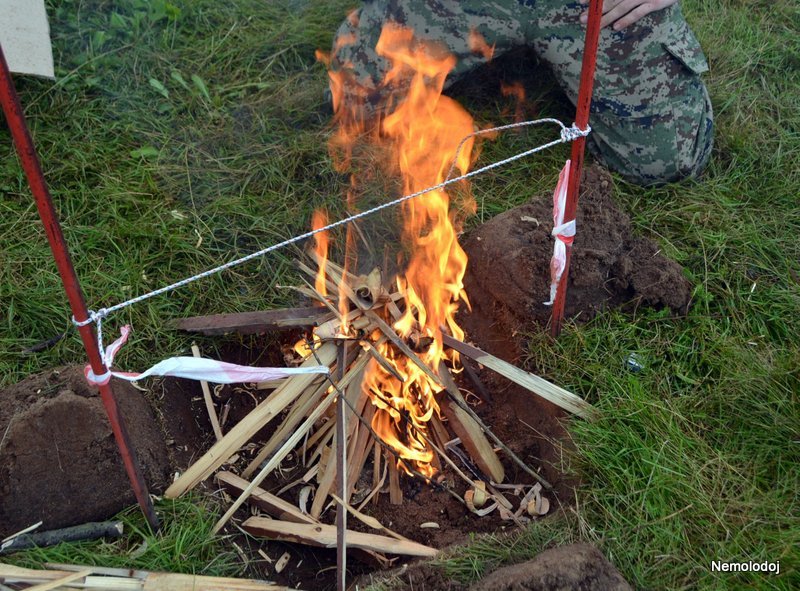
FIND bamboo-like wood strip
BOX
[0,564,288,591]
[214,352,372,532]
[216,472,317,525]
[438,361,505,483]
[441,334,597,419]
[165,342,337,498]
[242,378,330,478]
[241,518,437,558]
[191,345,223,441]
[174,306,327,336]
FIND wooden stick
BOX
[212,352,369,533]
[215,472,317,525]
[461,358,493,404]
[438,361,505,483]
[165,342,337,498]
[335,340,347,591]
[241,518,437,558]
[440,366,552,490]
[361,339,405,383]
[212,351,370,533]
[0,564,289,590]
[366,310,443,388]
[388,454,403,505]
[442,334,596,419]
[310,357,368,518]
[0,522,123,555]
[174,306,327,336]
[191,344,223,442]
[242,378,330,478]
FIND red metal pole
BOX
[550,0,604,337]
[0,44,159,531]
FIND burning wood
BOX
[165,24,595,561]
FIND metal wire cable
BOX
[74,118,590,328]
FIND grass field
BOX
[1,0,798,589]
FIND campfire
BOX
[164,25,593,563]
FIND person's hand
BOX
[579,0,679,31]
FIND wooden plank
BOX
[442,334,597,419]
[165,342,337,498]
[241,518,437,558]
[216,472,317,525]
[173,306,327,336]
[438,361,505,484]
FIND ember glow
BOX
[316,24,477,477]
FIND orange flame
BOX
[319,24,477,476]
[311,209,330,300]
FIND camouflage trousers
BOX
[330,0,713,185]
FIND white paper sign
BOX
[0,0,55,78]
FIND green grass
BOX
[7,496,243,575]
[1,0,798,589]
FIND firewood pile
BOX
[168,252,595,563]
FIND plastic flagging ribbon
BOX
[544,160,575,306]
[84,326,328,386]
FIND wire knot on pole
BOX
[560,123,591,143]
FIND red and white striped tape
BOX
[84,325,328,386]
[544,160,575,306]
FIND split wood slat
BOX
[218,352,372,530]
[174,306,328,336]
[216,472,317,525]
[441,334,597,420]
[241,518,437,558]
[438,361,505,483]
[388,455,402,505]
[191,344,223,441]
[0,564,289,591]
[165,341,337,498]
[372,443,382,496]
[309,358,368,518]
[346,403,376,502]
[242,378,331,478]
[24,569,92,591]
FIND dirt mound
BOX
[468,543,632,591]
[463,166,691,333]
[0,367,171,537]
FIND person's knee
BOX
[589,83,714,186]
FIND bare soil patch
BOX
[0,366,171,538]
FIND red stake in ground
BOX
[0,44,159,531]
[550,0,604,337]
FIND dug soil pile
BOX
[462,165,691,338]
[0,366,171,537]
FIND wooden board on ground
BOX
[241,518,437,558]
[174,306,328,336]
